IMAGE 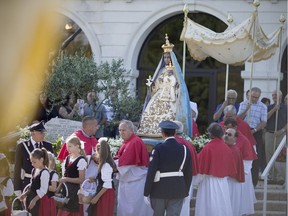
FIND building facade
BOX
[59,0,287,107]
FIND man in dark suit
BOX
[14,121,53,195]
[144,120,192,216]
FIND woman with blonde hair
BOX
[57,136,87,216]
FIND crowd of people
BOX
[0,85,285,216]
[0,35,287,216]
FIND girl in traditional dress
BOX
[57,136,87,216]
[39,151,59,216]
[19,148,50,216]
[0,154,13,216]
[89,138,116,216]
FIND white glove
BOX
[144,196,151,207]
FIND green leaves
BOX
[44,52,142,122]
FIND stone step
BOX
[254,200,287,212]
[190,208,287,216]
[190,184,287,215]
[252,210,288,216]
[255,188,287,201]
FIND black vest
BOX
[64,156,85,178]
[30,168,49,194]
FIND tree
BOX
[43,52,143,122]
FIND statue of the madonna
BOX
[137,34,192,137]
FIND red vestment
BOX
[228,145,245,182]
[57,130,98,161]
[220,118,256,147]
[197,138,237,178]
[116,134,149,167]
[236,131,258,160]
[236,117,256,146]
[192,119,200,137]
[175,136,199,176]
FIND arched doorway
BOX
[137,12,244,133]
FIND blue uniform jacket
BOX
[14,139,53,191]
[144,138,192,199]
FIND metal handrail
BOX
[260,135,287,216]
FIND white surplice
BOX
[241,160,256,215]
[195,174,233,216]
[117,165,153,216]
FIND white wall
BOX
[58,0,287,97]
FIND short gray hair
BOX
[227,89,238,98]
[224,105,237,115]
[119,120,136,132]
[251,87,261,94]
[173,120,184,134]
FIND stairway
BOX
[252,181,287,216]
[190,181,287,216]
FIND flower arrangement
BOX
[192,134,210,153]
[108,138,123,157]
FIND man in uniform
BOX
[144,120,192,216]
[14,121,53,194]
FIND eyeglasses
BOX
[227,97,236,100]
[251,94,260,99]
[224,132,233,137]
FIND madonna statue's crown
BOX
[161,34,174,53]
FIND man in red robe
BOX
[57,116,99,161]
[173,121,198,176]
[115,120,152,216]
[220,105,257,149]
[224,128,246,216]
[195,123,236,216]
[223,118,257,161]
[223,118,256,215]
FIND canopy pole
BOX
[225,64,229,97]
[247,2,260,124]
[272,15,286,169]
[183,41,186,79]
[182,4,189,79]
[225,14,233,97]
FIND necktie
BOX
[35,142,39,148]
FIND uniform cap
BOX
[29,121,46,132]
[159,120,179,130]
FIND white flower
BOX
[108,138,123,157]
[192,134,210,153]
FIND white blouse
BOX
[101,163,113,189]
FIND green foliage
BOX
[17,126,30,143]
[44,52,98,102]
[51,136,64,156]
[44,52,142,122]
